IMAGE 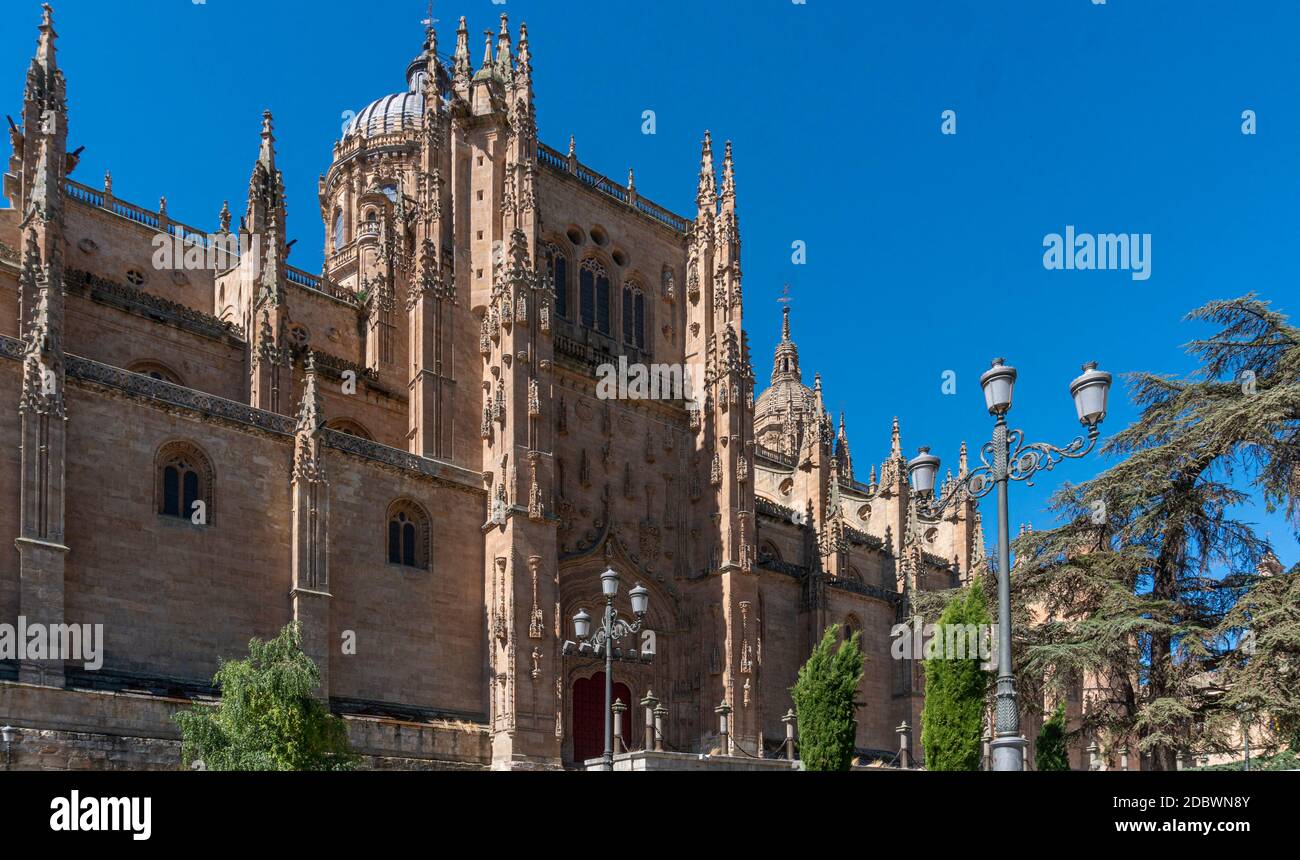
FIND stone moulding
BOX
[0,335,484,496]
[64,268,244,343]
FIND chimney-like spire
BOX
[293,352,326,482]
[480,30,494,76]
[494,14,513,80]
[259,110,276,170]
[36,3,58,71]
[721,141,737,202]
[516,22,532,82]
[696,131,716,209]
[453,16,471,82]
[890,417,902,459]
[959,441,969,476]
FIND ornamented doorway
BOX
[571,672,632,765]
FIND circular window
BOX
[566,227,585,246]
[590,227,608,246]
[126,269,146,286]
[288,325,310,348]
[612,249,628,267]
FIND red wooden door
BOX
[572,673,632,764]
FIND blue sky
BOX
[4,0,1297,565]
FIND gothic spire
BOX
[517,22,532,80]
[258,110,276,171]
[453,16,472,82]
[494,14,513,81]
[35,4,58,74]
[696,131,716,210]
[293,352,326,481]
[890,416,902,459]
[721,140,737,203]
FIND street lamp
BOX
[908,358,1112,772]
[1,725,17,771]
[563,567,652,771]
[1238,703,1254,772]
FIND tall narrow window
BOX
[386,500,431,570]
[156,441,214,525]
[580,259,610,334]
[623,283,646,350]
[333,209,345,250]
[547,246,569,320]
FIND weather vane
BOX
[777,283,793,306]
[422,1,437,28]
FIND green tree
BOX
[1036,702,1070,771]
[791,626,865,771]
[921,586,992,771]
[174,623,356,771]
[1015,296,1299,769]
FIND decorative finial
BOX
[781,305,791,341]
[568,135,576,157]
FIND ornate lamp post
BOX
[1,725,16,771]
[908,359,1112,772]
[1238,703,1254,772]
[563,567,651,771]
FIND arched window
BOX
[325,419,374,441]
[546,245,569,320]
[129,361,184,386]
[386,500,430,570]
[155,441,214,525]
[580,259,610,335]
[622,282,646,349]
[333,208,345,250]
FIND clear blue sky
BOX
[4,0,1297,566]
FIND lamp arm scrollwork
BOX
[1005,425,1101,487]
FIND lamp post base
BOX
[991,736,1028,772]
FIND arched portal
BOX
[571,672,632,765]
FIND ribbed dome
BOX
[755,378,817,426]
[345,89,426,138]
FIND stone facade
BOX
[0,6,983,770]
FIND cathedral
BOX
[0,6,984,770]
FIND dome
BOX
[755,377,817,426]
[343,49,436,139]
[345,89,426,138]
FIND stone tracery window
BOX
[579,258,610,335]
[546,244,569,320]
[333,208,345,251]
[386,499,430,570]
[155,441,214,525]
[622,282,646,350]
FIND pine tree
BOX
[175,623,356,771]
[791,626,865,771]
[1036,702,1070,771]
[1014,295,1299,770]
[921,586,992,770]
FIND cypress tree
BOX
[1036,702,1071,771]
[921,586,992,770]
[792,626,865,771]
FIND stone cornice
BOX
[0,335,485,496]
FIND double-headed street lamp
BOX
[907,359,1112,772]
[562,567,652,771]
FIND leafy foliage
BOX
[1036,702,1070,771]
[792,626,865,772]
[921,586,992,771]
[1013,296,1299,769]
[174,623,356,771]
